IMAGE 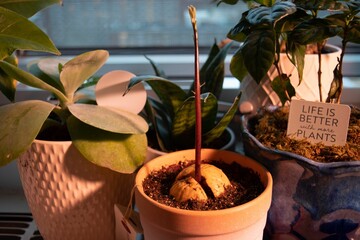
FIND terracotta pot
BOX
[239,44,341,113]
[135,149,273,240]
[241,115,360,239]
[17,139,135,240]
[145,127,236,163]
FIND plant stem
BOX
[188,5,202,183]
[317,42,323,102]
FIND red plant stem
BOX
[188,5,202,183]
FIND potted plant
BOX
[218,0,360,238]
[126,40,240,162]
[132,6,273,239]
[0,3,149,239]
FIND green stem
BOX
[317,42,323,102]
[189,5,202,183]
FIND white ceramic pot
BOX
[240,44,341,113]
[17,139,135,240]
[135,149,273,240]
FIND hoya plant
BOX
[218,0,360,105]
[125,40,241,153]
[0,50,148,173]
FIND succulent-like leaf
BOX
[0,54,17,101]
[0,7,60,60]
[0,60,68,104]
[68,104,148,134]
[172,93,217,149]
[67,116,147,173]
[126,76,188,119]
[0,100,55,166]
[230,48,248,82]
[203,93,241,145]
[60,50,109,102]
[241,28,275,83]
[27,58,66,93]
[0,0,62,18]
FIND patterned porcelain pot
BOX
[18,139,135,240]
[241,115,360,239]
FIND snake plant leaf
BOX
[67,116,147,173]
[203,93,241,145]
[68,104,148,134]
[198,41,232,98]
[271,74,295,105]
[144,55,167,78]
[0,100,55,166]
[60,50,109,102]
[0,60,68,104]
[241,28,275,83]
[230,48,248,82]
[126,76,188,119]
[0,54,17,101]
[246,1,296,25]
[172,93,217,149]
[0,7,60,60]
[0,0,62,18]
[289,18,341,45]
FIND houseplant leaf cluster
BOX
[221,0,359,104]
[0,49,149,173]
[125,41,241,152]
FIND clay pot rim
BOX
[135,148,273,216]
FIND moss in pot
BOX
[131,6,273,240]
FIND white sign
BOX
[287,99,351,146]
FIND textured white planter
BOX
[136,149,273,240]
[17,140,135,240]
[240,45,341,113]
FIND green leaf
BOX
[199,41,232,98]
[271,74,295,105]
[126,76,188,119]
[145,55,167,78]
[0,100,55,166]
[0,7,60,60]
[68,104,148,134]
[241,28,275,83]
[203,93,241,145]
[68,116,147,173]
[0,60,68,104]
[0,54,17,101]
[246,2,296,25]
[230,48,248,82]
[287,42,306,83]
[27,57,66,93]
[60,50,109,102]
[289,18,342,45]
[0,0,62,18]
[227,11,251,42]
[293,0,344,11]
[172,93,218,149]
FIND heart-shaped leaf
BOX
[0,100,55,166]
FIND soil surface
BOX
[250,106,360,163]
[142,160,264,210]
